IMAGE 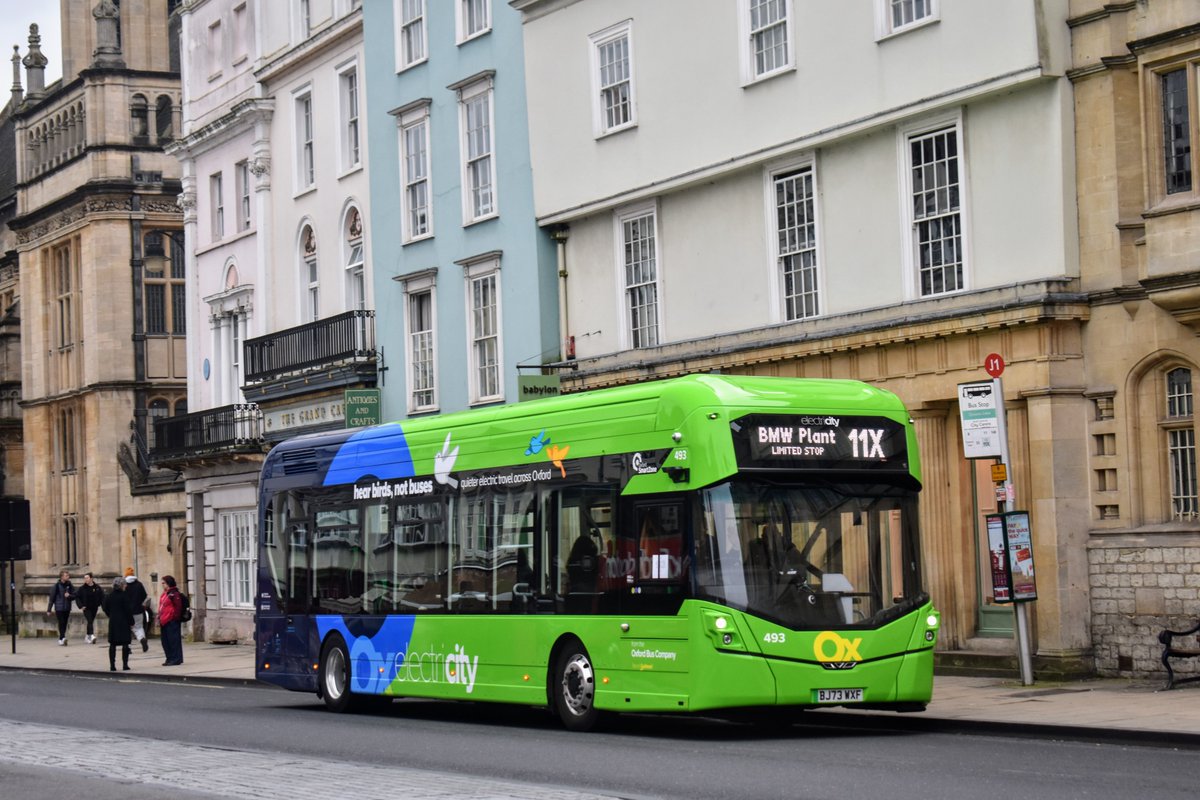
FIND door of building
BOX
[973,459,1013,637]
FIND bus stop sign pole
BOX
[990,370,1035,687]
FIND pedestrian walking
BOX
[100,575,135,671]
[157,575,185,666]
[123,568,150,652]
[75,572,105,644]
[101,577,134,671]
[46,570,75,645]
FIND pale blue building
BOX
[363,0,560,418]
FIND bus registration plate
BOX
[815,688,863,703]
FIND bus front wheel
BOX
[319,636,354,713]
[552,639,601,732]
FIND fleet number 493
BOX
[763,632,786,644]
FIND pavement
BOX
[2,633,1198,746]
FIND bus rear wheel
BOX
[319,636,354,713]
[552,639,600,732]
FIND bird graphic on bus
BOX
[544,444,570,478]
[525,429,550,456]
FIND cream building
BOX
[515,0,1095,676]
[10,1,185,633]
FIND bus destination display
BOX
[733,414,907,471]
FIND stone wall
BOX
[1088,534,1200,680]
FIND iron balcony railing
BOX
[150,403,263,461]
[243,310,375,384]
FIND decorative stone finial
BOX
[22,23,47,96]
[11,45,23,105]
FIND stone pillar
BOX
[912,404,970,649]
[92,0,125,68]
[1020,387,1094,676]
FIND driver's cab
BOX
[743,503,857,628]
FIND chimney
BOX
[92,0,125,68]
[22,24,47,97]
[10,45,22,106]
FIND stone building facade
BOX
[9,1,185,634]
[1070,0,1200,680]
[515,0,1094,677]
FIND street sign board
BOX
[985,510,1037,604]
[958,380,1003,458]
[984,353,1005,378]
[344,389,380,428]
[518,373,561,402]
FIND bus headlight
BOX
[714,617,728,630]
[926,614,939,628]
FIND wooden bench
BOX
[1158,618,1200,690]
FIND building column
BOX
[1019,387,1094,675]
[911,403,971,650]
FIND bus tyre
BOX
[552,639,600,732]
[319,636,355,713]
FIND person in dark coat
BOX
[123,567,150,652]
[75,572,105,644]
[101,577,135,671]
[46,570,75,646]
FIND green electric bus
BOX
[255,374,938,730]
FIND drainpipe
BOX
[551,226,571,361]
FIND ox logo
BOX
[814,631,862,671]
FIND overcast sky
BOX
[0,2,63,87]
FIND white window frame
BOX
[453,73,498,225]
[206,267,251,406]
[235,160,251,231]
[297,0,312,41]
[232,3,249,66]
[588,20,637,138]
[337,62,362,173]
[462,255,503,405]
[614,200,663,351]
[218,509,256,610]
[874,0,939,41]
[344,207,365,311]
[898,111,969,300]
[395,0,428,72]
[456,0,491,44]
[400,269,439,413]
[294,88,315,192]
[736,0,794,86]
[210,172,224,240]
[766,156,822,322]
[207,20,223,81]
[300,224,319,322]
[397,100,433,243]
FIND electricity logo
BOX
[813,631,863,669]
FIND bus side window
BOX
[286,521,311,615]
[618,500,688,615]
[558,486,615,613]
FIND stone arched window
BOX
[130,93,149,143]
[155,95,173,142]
[1132,359,1200,524]
[147,397,170,450]
[1163,367,1197,520]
